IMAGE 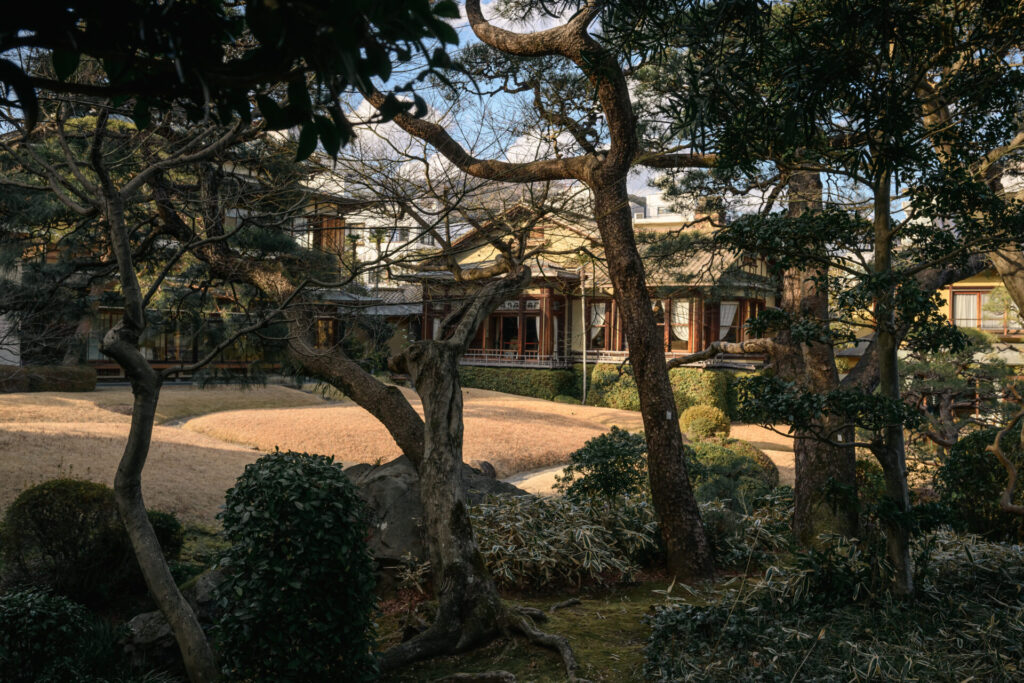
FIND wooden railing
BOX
[460,349,570,368]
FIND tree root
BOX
[382,605,588,683]
[502,609,590,683]
[549,598,582,613]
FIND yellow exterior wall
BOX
[936,268,1004,321]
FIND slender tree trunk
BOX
[379,340,505,671]
[592,179,714,580]
[782,171,858,543]
[872,171,914,596]
[102,330,220,682]
[93,112,221,680]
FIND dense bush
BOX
[711,437,779,487]
[679,405,731,439]
[470,493,659,590]
[216,450,377,682]
[0,479,183,606]
[0,364,97,393]
[934,428,1024,541]
[553,427,775,513]
[580,364,731,414]
[459,366,578,400]
[552,394,579,404]
[690,441,772,511]
[0,588,126,682]
[555,427,649,501]
[644,531,1024,681]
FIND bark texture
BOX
[782,172,857,544]
[592,183,714,579]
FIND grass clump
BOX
[644,530,1024,681]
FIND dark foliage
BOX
[215,450,378,682]
[0,588,127,683]
[934,428,1024,541]
[0,479,183,606]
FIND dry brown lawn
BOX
[183,387,645,478]
[0,385,332,525]
[1,383,793,527]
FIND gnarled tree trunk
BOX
[379,339,505,669]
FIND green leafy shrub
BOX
[470,494,658,589]
[580,364,730,414]
[680,404,731,439]
[458,366,578,400]
[690,441,772,511]
[552,394,579,404]
[215,450,377,682]
[0,479,183,606]
[644,531,1024,682]
[0,365,96,393]
[555,427,649,500]
[934,428,1024,541]
[710,437,779,487]
[0,588,126,682]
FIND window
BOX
[669,299,691,351]
[718,301,740,342]
[657,206,674,216]
[588,301,611,349]
[390,226,409,243]
[953,290,1003,330]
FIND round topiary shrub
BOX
[935,428,1024,541]
[555,427,649,500]
[215,450,378,682]
[712,438,779,488]
[0,588,124,682]
[690,441,772,511]
[0,479,184,607]
[679,405,731,440]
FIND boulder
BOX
[122,567,226,671]
[123,610,178,673]
[345,455,528,567]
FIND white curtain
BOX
[953,292,978,327]
[589,302,607,341]
[670,299,690,341]
[719,302,738,340]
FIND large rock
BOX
[122,567,226,671]
[345,455,528,567]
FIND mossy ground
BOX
[378,581,675,682]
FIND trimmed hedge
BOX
[679,405,731,439]
[458,366,577,401]
[580,363,731,415]
[0,365,96,393]
[456,363,738,415]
